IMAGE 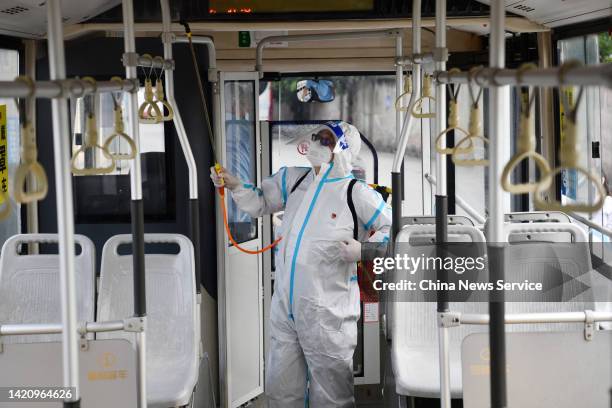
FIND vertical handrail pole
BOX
[391,2,422,242]
[24,40,40,254]
[434,1,451,406]
[396,35,404,163]
[47,0,80,405]
[121,1,147,407]
[160,2,201,297]
[488,1,509,407]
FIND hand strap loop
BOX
[71,77,116,175]
[103,76,137,160]
[534,60,604,213]
[411,73,436,118]
[435,68,473,155]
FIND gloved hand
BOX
[339,238,361,263]
[210,166,240,191]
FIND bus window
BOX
[452,84,487,218]
[0,48,20,248]
[262,75,423,215]
[224,79,258,244]
[558,32,612,255]
[70,87,174,223]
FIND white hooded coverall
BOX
[229,121,391,407]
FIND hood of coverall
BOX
[307,121,361,178]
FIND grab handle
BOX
[411,74,436,119]
[501,66,552,194]
[533,62,605,213]
[394,73,412,112]
[12,76,48,204]
[138,77,163,124]
[150,77,174,121]
[71,79,116,175]
[451,134,489,167]
[71,115,116,175]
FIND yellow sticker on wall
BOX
[0,105,7,204]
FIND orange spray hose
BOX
[218,185,282,255]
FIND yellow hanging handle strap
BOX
[501,64,551,194]
[71,77,116,175]
[452,66,489,167]
[152,56,174,121]
[11,76,48,206]
[411,73,436,119]
[394,73,413,112]
[145,57,173,122]
[138,54,163,123]
[534,61,606,213]
[435,68,473,155]
[103,77,137,160]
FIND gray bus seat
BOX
[503,222,608,332]
[0,234,95,344]
[391,224,488,398]
[462,330,612,408]
[402,215,475,227]
[485,212,575,242]
[504,211,571,223]
[96,234,198,408]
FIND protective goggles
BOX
[310,131,335,147]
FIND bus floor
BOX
[354,385,464,408]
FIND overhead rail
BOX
[122,52,175,70]
[0,77,139,99]
[255,29,403,75]
[434,63,612,88]
[396,52,436,66]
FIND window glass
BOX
[0,48,20,248]
[225,80,258,244]
[451,85,487,218]
[558,32,612,262]
[261,75,422,214]
[70,87,173,222]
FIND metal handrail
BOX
[568,211,612,239]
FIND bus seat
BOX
[0,234,95,344]
[503,222,605,332]
[504,211,571,223]
[390,224,488,398]
[96,234,198,408]
[485,212,575,242]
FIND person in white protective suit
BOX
[210,120,391,407]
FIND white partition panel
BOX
[217,71,265,408]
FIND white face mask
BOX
[306,141,332,167]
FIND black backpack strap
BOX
[290,168,311,194]
[347,179,358,240]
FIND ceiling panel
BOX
[0,0,121,38]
